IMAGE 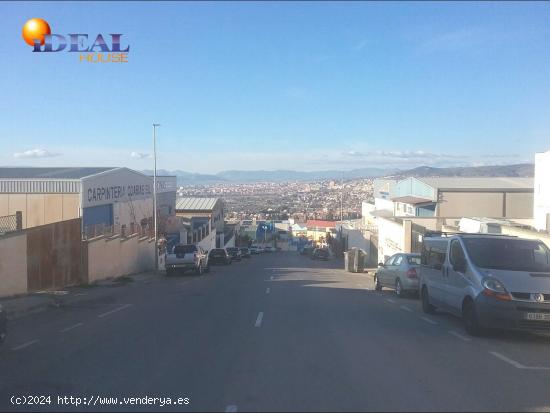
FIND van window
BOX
[422,241,446,270]
[450,241,465,266]
[463,238,550,272]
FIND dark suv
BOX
[209,248,232,265]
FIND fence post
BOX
[403,219,412,253]
[15,211,23,230]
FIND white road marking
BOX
[448,330,471,342]
[489,351,550,370]
[489,351,525,369]
[60,322,84,333]
[74,293,87,296]
[270,276,274,280]
[420,316,438,325]
[98,304,132,318]
[12,339,39,351]
[385,298,396,304]
[254,312,264,328]
[266,287,270,294]
[400,305,413,312]
[225,405,238,412]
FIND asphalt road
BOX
[1,252,550,412]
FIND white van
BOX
[419,233,550,336]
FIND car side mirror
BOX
[378,262,385,267]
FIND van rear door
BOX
[421,239,448,305]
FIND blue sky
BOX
[1,1,550,173]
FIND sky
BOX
[1,1,550,173]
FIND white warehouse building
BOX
[0,167,177,235]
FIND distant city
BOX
[177,178,373,222]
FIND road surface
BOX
[2,252,550,412]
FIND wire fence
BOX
[82,220,154,240]
[0,212,22,235]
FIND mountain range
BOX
[142,163,534,185]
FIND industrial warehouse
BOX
[0,167,177,236]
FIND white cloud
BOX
[13,148,60,158]
[130,151,152,159]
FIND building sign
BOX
[155,176,177,193]
[81,168,155,208]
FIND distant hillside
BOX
[387,164,534,179]
[216,168,390,182]
[142,167,391,185]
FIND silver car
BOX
[419,234,550,336]
[374,253,421,297]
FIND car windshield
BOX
[463,238,550,272]
[210,249,225,256]
[173,245,197,254]
[407,256,421,265]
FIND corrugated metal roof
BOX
[417,177,534,190]
[176,197,220,211]
[0,167,116,179]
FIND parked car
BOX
[374,253,421,297]
[0,304,6,344]
[165,244,209,276]
[209,248,232,265]
[257,246,265,253]
[419,233,550,336]
[300,245,315,256]
[240,247,251,258]
[264,246,274,253]
[311,248,330,260]
[249,246,260,255]
[227,247,242,261]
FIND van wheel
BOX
[421,287,436,314]
[463,299,484,337]
[374,275,382,291]
[395,279,404,298]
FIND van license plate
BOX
[525,313,550,321]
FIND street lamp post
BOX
[153,123,161,273]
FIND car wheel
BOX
[463,299,484,336]
[421,286,436,314]
[374,275,382,291]
[395,278,404,298]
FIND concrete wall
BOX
[198,229,216,251]
[0,232,28,297]
[0,193,80,229]
[377,217,405,263]
[87,235,155,283]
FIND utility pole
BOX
[340,172,344,222]
[153,123,161,273]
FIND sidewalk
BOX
[0,271,157,320]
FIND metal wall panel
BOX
[0,180,81,194]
